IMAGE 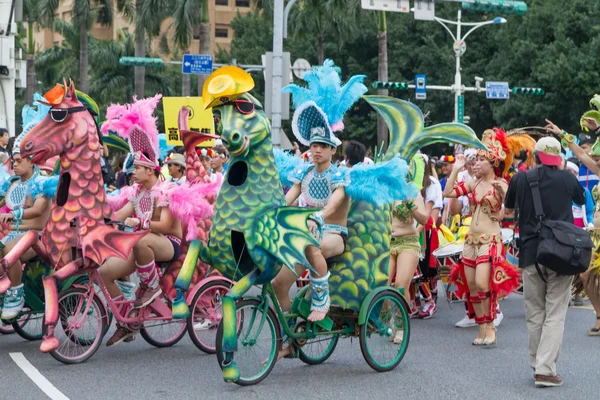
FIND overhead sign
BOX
[162,97,215,147]
[414,0,435,21]
[486,81,510,100]
[415,74,427,100]
[182,54,213,75]
[360,0,410,12]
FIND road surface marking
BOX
[9,352,70,400]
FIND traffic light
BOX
[119,57,165,68]
[462,1,528,16]
[372,81,409,90]
[511,87,545,96]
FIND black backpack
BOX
[526,168,592,281]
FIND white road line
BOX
[9,352,70,400]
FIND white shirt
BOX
[425,177,443,210]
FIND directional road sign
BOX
[415,74,427,100]
[360,0,410,13]
[485,81,510,100]
[182,54,213,75]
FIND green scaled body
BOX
[329,96,485,311]
[204,94,317,284]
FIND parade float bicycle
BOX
[181,66,485,386]
[0,82,230,364]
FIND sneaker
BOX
[194,319,212,331]
[410,306,419,319]
[535,374,563,388]
[133,284,162,308]
[106,326,135,347]
[1,285,24,320]
[494,311,504,327]
[392,329,404,344]
[455,315,477,328]
[419,301,437,319]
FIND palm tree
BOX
[114,0,168,98]
[22,0,42,104]
[289,0,361,64]
[89,30,172,103]
[38,0,113,93]
[376,11,388,148]
[35,20,95,91]
[163,0,206,96]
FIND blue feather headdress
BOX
[16,93,51,156]
[283,59,367,146]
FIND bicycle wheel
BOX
[13,310,44,341]
[139,295,187,348]
[296,321,339,365]
[359,289,410,372]
[50,288,107,364]
[186,280,232,354]
[216,299,280,386]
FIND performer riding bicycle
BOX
[99,96,183,346]
[0,99,55,320]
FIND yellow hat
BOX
[202,66,255,109]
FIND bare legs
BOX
[581,271,600,332]
[465,262,495,344]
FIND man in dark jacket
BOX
[505,136,585,388]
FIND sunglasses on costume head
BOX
[49,106,96,123]
[234,99,257,115]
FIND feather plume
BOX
[167,177,222,241]
[101,95,162,156]
[345,156,418,206]
[282,59,367,127]
[273,149,307,189]
[503,133,536,177]
[41,176,60,199]
[106,185,136,211]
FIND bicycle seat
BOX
[157,262,171,270]
[326,256,341,265]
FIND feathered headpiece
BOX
[16,94,51,156]
[477,128,508,168]
[283,59,367,147]
[502,131,536,177]
[101,94,162,170]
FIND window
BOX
[236,0,250,7]
[215,27,229,38]
[216,0,228,5]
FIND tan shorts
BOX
[462,233,502,268]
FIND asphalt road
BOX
[1,293,598,400]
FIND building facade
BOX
[31,0,253,56]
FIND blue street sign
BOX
[415,74,427,100]
[182,54,213,75]
[486,81,510,100]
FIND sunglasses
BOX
[49,106,93,123]
[234,99,256,115]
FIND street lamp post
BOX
[434,9,506,122]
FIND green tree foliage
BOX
[220,0,600,148]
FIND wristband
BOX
[11,208,23,221]
[560,131,575,149]
[405,200,417,211]
[308,211,324,240]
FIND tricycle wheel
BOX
[216,298,280,386]
[359,289,410,372]
[295,321,339,365]
[13,310,44,341]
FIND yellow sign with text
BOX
[162,97,215,147]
